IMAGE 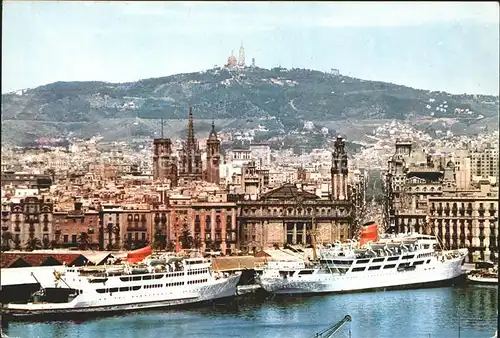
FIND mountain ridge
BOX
[2,67,498,144]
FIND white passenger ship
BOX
[2,254,241,318]
[256,233,467,295]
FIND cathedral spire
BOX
[187,105,195,147]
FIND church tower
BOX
[152,119,177,186]
[178,106,203,185]
[331,136,348,200]
[205,121,221,184]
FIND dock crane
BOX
[308,315,352,338]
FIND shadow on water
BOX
[1,296,244,325]
[2,285,497,338]
[1,292,331,325]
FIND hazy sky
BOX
[2,1,499,95]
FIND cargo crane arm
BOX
[309,315,352,338]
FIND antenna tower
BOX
[238,42,245,67]
[160,118,164,139]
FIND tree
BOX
[179,226,194,249]
[42,237,50,249]
[105,224,120,250]
[13,237,21,250]
[25,237,42,251]
[78,232,90,250]
[152,229,167,251]
[50,239,59,250]
[1,231,13,251]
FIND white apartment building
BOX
[470,143,499,181]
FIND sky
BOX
[2,1,499,95]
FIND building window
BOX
[64,235,69,243]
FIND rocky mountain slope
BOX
[2,67,498,144]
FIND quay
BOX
[1,251,119,303]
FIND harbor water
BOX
[2,284,497,338]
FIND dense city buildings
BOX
[383,139,499,262]
[1,114,497,264]
[1,172,52,190]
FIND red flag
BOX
[126,245,152,263]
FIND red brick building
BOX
[52,202,99,248]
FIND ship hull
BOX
[2,274,241,320]
[258,256,466,295]
[263,275,466,297]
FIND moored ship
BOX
[2,252,241,319]
[256,232,467,295]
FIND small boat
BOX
[467,270,498,285]
[467,262,498,285]
[467,274,497,284]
